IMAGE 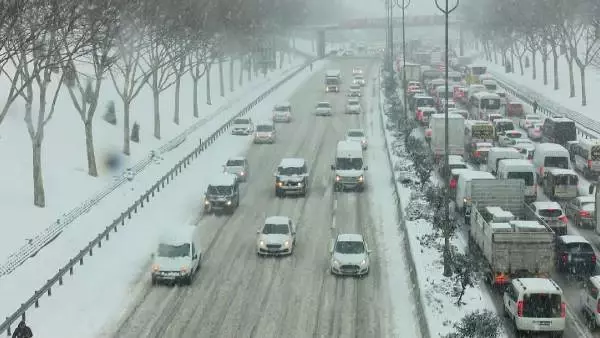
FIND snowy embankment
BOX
[364,64,425,338]
[377,77,508,337]
[0,52,307,271]
[0,59,329,338]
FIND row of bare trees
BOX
[460,0,600,106]
[0,0,308,207]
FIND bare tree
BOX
[62,1,120,177]
[108,17,150,155]
[188,40,213,117]
[169,45,190,125]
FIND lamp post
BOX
[395,0,410,120]
[434,0,459,278]
[386,0,394,74]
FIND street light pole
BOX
[434,0,459,278]
[395,0,411,120]
[388,0,394,74]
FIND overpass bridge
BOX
[296,15,463,57]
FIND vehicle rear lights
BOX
[517,300,524,317]
[561,302,566,318]
[449,179,457,189]
[561,253,568,264]
[580,210,591,217]
[593,254,597,264]
[558,215,568,224]
[589,160,593,169]
[474,151,480,157]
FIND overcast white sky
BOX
[342,0,443,18]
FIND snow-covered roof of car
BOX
[278,158,306,168]
[494,118,513,123]
[498,159,532,167]
[559,235,589,245]
[532,201,562,210]
[347,128,365,135]
[337,233,364,242]
[458,171,494,181]
[513,278,562,293]
[451,168,472,175]
[546,168,577,176]
[317,101,331,106]
[209,173,237,186]
[417,107,437,111]
[576,195,595,204]
[264,216,290,225]
[275,102,291,107]
[503,130,522,135]
[525,114,540,119]
[226,156,246,164]
[535,143,568,152]
[475,142,493,148]
[448,155,465,164]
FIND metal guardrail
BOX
[0,57,304,278]
[488,69,600,140]
[0,54,323,336]
[377,69,431,338]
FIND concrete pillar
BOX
[459,23,464,57]
[317,30,326,58]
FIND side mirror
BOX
[589,185,595,195]
[330,165,335,170]
[367,249,373,254]
[192,254,198,260]
[364,166,369,171]
[256,230,261,234]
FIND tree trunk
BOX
[510,53,515,73]
[542,56,548,85]
[173,74,181,124]
[229,57,234,92]
[153,89,160,139]
[443,236,452,277]
[580,66,587,106]
[32,137,45,207]
[84,121,98,177]
[518,56,524,75]
[552,47,559,90]
[206,63,212,105]
[123,101,131,155]
[279,51,284,69]
[532,50,537,80]
[238,56,243,87]
[192,77,199,117]
[493,48,498,64]
[566,57,576,97]
[247,54,252,82]
[218,58,225,97]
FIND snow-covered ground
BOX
[0,59,329,338]
[475,50,600,122]
[364,65,424,338]
[0,52,306,267]
[378,79,508,337]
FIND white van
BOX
[486,147,521,175]
[455,170,495,212]
[582,275,600,330]
[151,226,202,285]
[503,278,565,336]
[532,143,570,184]
[331,141,368,192]
[497,159,537,203]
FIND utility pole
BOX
[395,0,411,120]
[434,0,459,278]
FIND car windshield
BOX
[262,223,289,235]
[348,102,360,106]
[157,243,190,258]
[326,79,338,85]
[591,146,600,161]
[522,293,562,318]
[207,185,232,195]
[274,105,290,112]
[336,157,363,170]
[348,131,364,137]
[335,240,365,254]
[538,208,563,218]
[565,242,594,253]
[226,160,244,167]
[496,121,514,131]
[544,157,569,169]
[234,119,250,125]
[278,166,304,176]
[256,125,273,132]
[481,98,500,109]
[317,102,330,108]
[507,172,534,186]
[553,174,578,185]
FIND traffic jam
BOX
[403,59,600,336]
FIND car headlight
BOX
[360,259,367,266]
[152,264,160,272]
[180,266,189,274]
[283,240,290,247]
[332,259,341,266]
[204,199,210,205]
[259,240,266,247]
[335,175,341,181]
[226,200,232,205]
[358,176,364,182]
[240,171,245,176]
[297,182,303,187]
[277,181,283,187]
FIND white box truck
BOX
[331,141,367,192]
[429,113,465,159]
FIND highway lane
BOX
[110,59,400,338]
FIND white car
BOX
[530,201,568,236]
[448,108,469,119]
[527,122,543,141]
[352,67,363,75]
[513,143,536,160]
[315,101,333,116]
[256,216,296,256]
[346,99,361,114]
[223,157,249,182]
[253,122,276,143]
[348,88,361,97]
[330,233,371,276]
[346,129,368,149]
[272,103,292,123]
[231,117,254,135]
[497,130,524,147]
[353,75,366,86]
[519,114,541,129]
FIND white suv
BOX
[503,278,565,337]
[231,117,254,135]
[253,121,276,144]
[329,233,371,277]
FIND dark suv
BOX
[204,173,240,214]
[556,235,596,276]
[275,158,309,197]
